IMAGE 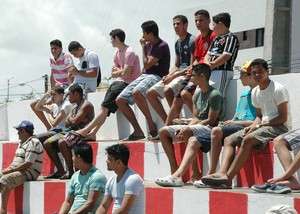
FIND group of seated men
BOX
[1,8,300,214]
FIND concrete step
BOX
[1,140,299,213]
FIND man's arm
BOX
[113,194,137,214]
[140,38,160,70]
[96,195,113,214]
[59,194,74,214]
[47,109,66,128]
[111,65,132,80]
[1,162,32,175]
[69,67,98,78]
[72,190,101,214]
[35,90,52,112]
[50,71,55,88]
[199,109,220,127]
[261,101,289,127]
[208,54,231,70]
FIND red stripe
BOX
[146,187,173,214]
[210,191,247,214]
[2,143,18,169]
[124,142,145,178]
[237,142,274,187]
[41,151,55,176]
[89,142,99,166]
[7,185,24,214]
[294,198,300,213]
[44,182,66,214]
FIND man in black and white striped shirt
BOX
[0,120,44,214]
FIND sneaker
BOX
[251,183,271,193]
[267,184,292,194]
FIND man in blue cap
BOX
[0,120,44,214]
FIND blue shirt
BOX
[234,90,256,121]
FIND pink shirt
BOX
[50,52,74,87]
[114,46,141,84]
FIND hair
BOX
[105,144,130,166]
[69,84,83,97]
[110,29,126,43]
[72,143,93,164]
[68,41,83,52]
[50,39,62,48]
[192,63,211,81]
[194,9,210,19]
[24,128,34,136]
[141,20,159,37]
[173,15,188,24]
[249,58,269,70]
[213,12,231,28]
[53,86,65,95]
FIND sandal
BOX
[123,133,145,141]
[44,172,65,179]
[201,173,229,186]
[155,175,184,187]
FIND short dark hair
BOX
[106,144,130,166]
[250,58,269,71]
[141,20,159,37]
[68,41,83,52]
[192,63,211,81]
[69,84,83,97]
[194,9,210,19]
[50,39,62,48]
[53,86,65,95]
[72,143,93,164]
[213,12,231,28]
[110,29,126,43]
[173,15,188,24]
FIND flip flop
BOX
[123,134,145,141]
[59,174,72,180]
[201,174,229,186]
[155,175,184,187]
[211,184,232,189]
[194,180,210,188]
[44,172,64,179]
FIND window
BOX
[256,28,265,47]
[243,31,248,41]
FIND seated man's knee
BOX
[181,90,191,101]
[164,87,173,97]
[30,100,37,110]
[273,135,287,150]
[146,88,157,100]
[224,135,236,147]
[116,97,126,106]
[188,136,201,150]
[211,127,223,136]
[132,89,142,99]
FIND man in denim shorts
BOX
[116,20,170,141]
[201,58,291,188]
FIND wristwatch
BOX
[255,124,261,129]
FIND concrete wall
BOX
[1,73,300,141]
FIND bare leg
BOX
[1,185,11,214]
[226,136,261,181]
[146,89,167,123]
[181,127,201,181]
[172,136,201,182]
[165,97,183,126]
[164,87,175,107]
[30,100,51,131]
[133,89,156,133]
[58,139,74,177]
[43,140,65,175]
[207,127,224,175]
[116,97,144,136]
[77,106,109,139]
[159,127,178,173]
[181,90,193,112]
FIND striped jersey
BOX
[11,136,44,180]
[50,52,74,87]
[208,32,239,70]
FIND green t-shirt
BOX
[68,166,107,212]
[193,86,225,126]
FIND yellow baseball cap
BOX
[234,60,252,73]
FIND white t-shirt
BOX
[74,49,100,92]
[51,100,73,131]
[105,168,145,214]
[252,80,292,130]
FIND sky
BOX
[0,0,203,103]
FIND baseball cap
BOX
[234,60,252,73]
[13,120,34,132]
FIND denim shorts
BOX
[117,74,161,105]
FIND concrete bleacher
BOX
[1,73,300,213]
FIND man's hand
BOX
[175,129,184,141]
[68,66,79,76]
[140,38,146,46]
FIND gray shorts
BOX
[165,124,211,141]
[282,128,300,151]
[151,76,188,98]
[0,171,27,190]
[118,74,161,105]
[230,125,288,150]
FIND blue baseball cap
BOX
[13,120,34,131]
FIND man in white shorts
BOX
[146,15,195,125]
[155,63,224,187]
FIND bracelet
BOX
[10,167,14,172]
